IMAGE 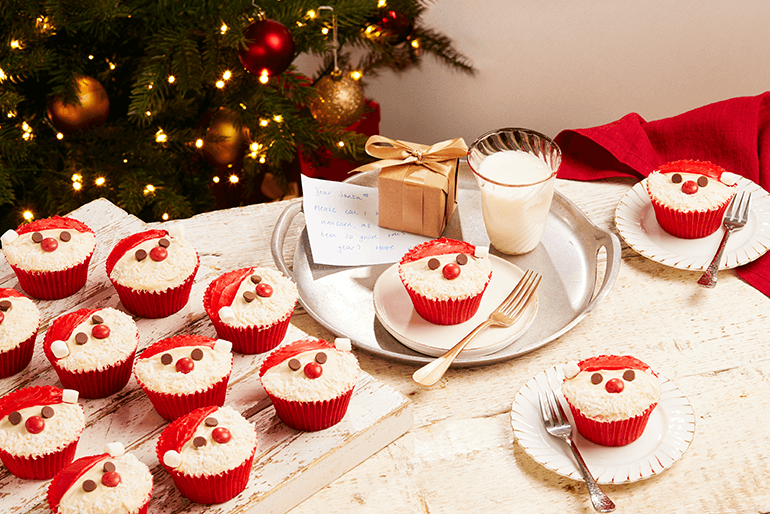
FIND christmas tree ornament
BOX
[309,8,365,127]
[47,75,110,134]
[372,9,413,44]
[238,11,296,78]
[201,108,249,168]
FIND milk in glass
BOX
[475,150,556,254]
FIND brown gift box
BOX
[352,135,469,238]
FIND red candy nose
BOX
[41,237,59,252]
[25,415,45,434]
[304,361,323,379]
[605,378,625,393]
[681,181,699,195]
[176,357,195,374]
[101,471,121,488]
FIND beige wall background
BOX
[318,0,770,146]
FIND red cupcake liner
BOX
[161,447,255,504]
[9,255,92,300]
[402,282,487,325]
[266,386,355,432]
[209,309,294,354]
[0,437,79,480]
[565,400,658,447]
[110,262,199,318]
[0,331,36,378]
[137,372,230,421]
[50,349,136,399]
[649,193,733,239]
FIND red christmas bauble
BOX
[374,9,413,44]
[238,18,296,77]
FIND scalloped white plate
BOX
[614,176,770,270]
[373,257,538,358]
[511,365,695,484]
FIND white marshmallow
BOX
[218,306,236,324]
[105,442,125,457]
[51,340,70,359]
[474,246,489,258]
[166,223,185,240]
[163,450,182,468]
[214,339,232,353]
[562,361,581,379]
[1,230,18,247]
[61,389,79,404]
[335,338,352,352]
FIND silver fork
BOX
[539,386,615,512]
[698,191,752,288]
[412,270,541,387]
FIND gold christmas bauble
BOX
[47,75,110,134]
[309,73,365,127]
[202,108,249,168]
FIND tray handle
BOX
[271,199,303,279]
[585,229,621,314]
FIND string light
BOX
[72,182,82,191]
[229,175,239,184]
[378,0,387,7]
[259,118,269,127]
[35,16,54,34]
[306,10,317,19]
[411,39,420,49]
[155,129,167,143]
[107,60,116,70]
[350,70,363,81]
[9,40,22,50]
[88,55,94,60]
[220,23,228,34]
[147,83,154,90]
[0,67,6,83]
[337,141,345,148]
[144,184,156,196]
[95,177,105,186]
[259,156,266,164]
[321,27,329,35]
[72,174,82,182]
[195,138,204,148]
[168,75,176,84]
[23,210,34,221]
[56,132,64,140]
[259,71,269,84]
[145,111,152,117]
[21,121,33,140]
[215,80,225,89]
[162,213,169,220]
[273,114,283,123]
[223,70,232,80]
[212,176,220,183]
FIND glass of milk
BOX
[467,128,561,254]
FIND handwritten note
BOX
[301,174,430,266]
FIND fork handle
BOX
[566,438,616,512]
[697,226,735,288]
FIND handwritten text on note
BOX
[301,174,430,266]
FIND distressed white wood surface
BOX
[0,198,413,514]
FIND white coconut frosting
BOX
[261,347,359,402]
[399,252,491,300]
[52,308,138,373]
[134,342,232,394]
[0,295,39,352]
[109,234,197,291]
[647,170,735,212]
[562,368,661,421]
[2,228,95,272]
[164,406,256,476]
[0,401,84,457]
[217,268,298,328]
[56,451,153,514]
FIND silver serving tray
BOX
[272,167,621,367]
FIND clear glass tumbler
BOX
[467,128,561,255]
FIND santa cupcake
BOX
[106,225,199,318]
[43,307,139,398]
[0,386,84,479]
[0,288,39,378]
[47,442,153,514]
[156,405,257,504]
[398,238,492,325]
[134,335,233,421]
[203,266,298,354]
[1,216,96,300]
[259,338,359,431]
[561,355,661,446]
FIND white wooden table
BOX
[3,173,770,514]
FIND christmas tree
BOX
[0,0,474,231]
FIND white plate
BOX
[614,176,770,270]
[511,365,695,484]
[372,256,538,358]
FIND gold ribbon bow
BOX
[353,135,469,177]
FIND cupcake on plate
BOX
[645,159,738,239]
[47,442,153,514]
[259,338,359,431]
[157,405,257,504]
[134,335,233,421]
[398,237,492,325]
[0,386,84,479]
[561,355,661,446]
[43,307,139,399]
[1,216,96,300]
[203,266,298,354]
[0,288,40,378]
[106,225,199,318]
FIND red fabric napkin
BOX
[554,92,770,297]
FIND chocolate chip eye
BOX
[590,372,603,385]
[135,249,147,261]
[250,274,262,284]
[455,253,468,265]
[427,258,440,270]
[190,348,204,361]
[193,436,207,448]
[697,176,708,187]
[91,314,104,324]
[288,358,301,371]
[315,352,328,364]
[31,232,43,243]
[158,238,171,248]
[0,300,12,312]
[160,353,173,365]
[82,479,97,492]
[60,231,71,242]
[243,290,256,302]
[74,332,89,345]
[204,416,219,427]
[671,173,683,184]
[103,461,116,473]
[41,406,55,419]
[8,411,22,425]
[623,370,636,381]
